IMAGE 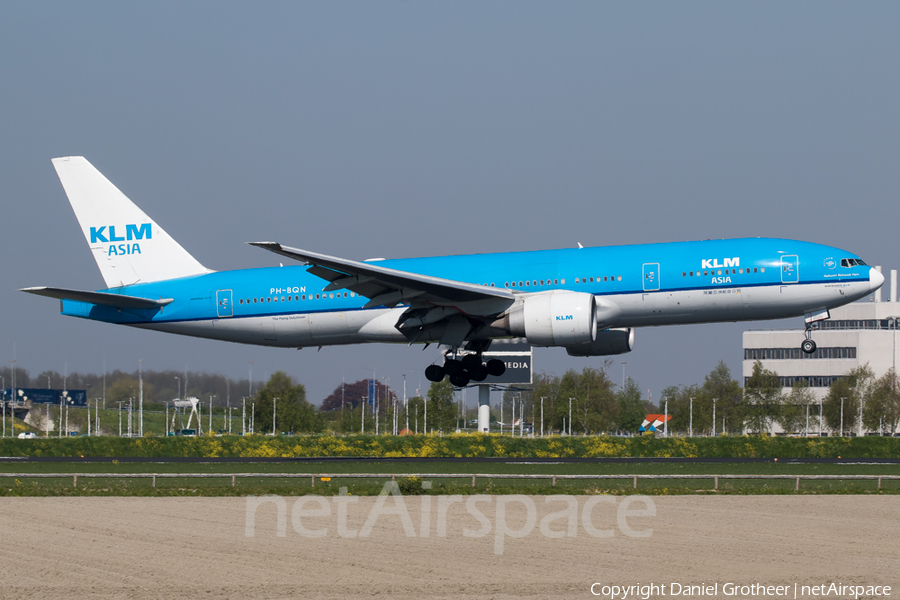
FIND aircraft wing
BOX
[248,242,514,309]
[21,286,173,310]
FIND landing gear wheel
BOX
[443,359,463,376]
[486,359,506,377]
[801,339,817,354]
[425,364,445,382]
[449,371,471,387]
[468,365,488,382]
[461,354,482,370]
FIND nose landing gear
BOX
[800,309,828,355]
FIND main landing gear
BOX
[424,353,506,387]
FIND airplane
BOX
[23,157,884,388]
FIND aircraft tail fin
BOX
[51,157,210,288]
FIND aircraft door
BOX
[642,263,660,291]
[781,256,799,284]
[216,290,233,318]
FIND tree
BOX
[615,377,645,433]
[320,379,393,412]
[660,384,700,435]
[823,366,873,436]
[557,367,617,434]
[700,361,743,435]
[864,369,900,435]
[425,379,456,433]
[405,396,425,433]
[253,372,322,434]
[779,380,815,434]
[742,361,782,434]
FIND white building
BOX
[743,267,900,402]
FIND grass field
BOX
[1,458,897,496]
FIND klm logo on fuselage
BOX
[89,224,152,256]
[701,257,739,270]
[555,315,573,321]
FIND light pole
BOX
[568,397,573,436]
[840,397,845,437]
[819,397,823,437]
[138,359,143,437]
[712,398,717,437]
[272,397,278,435]
[541,397,545,437]
[858,391,864,438]
[60,390,68,438]
[689,397,694,437]
[403,374,408,434]
[664,397,668,437]
[621,361,627,388]
[175,377,180,399]
[805,401,810,437]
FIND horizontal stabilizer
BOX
[20,287,173,310]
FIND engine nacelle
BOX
[566,328,634,357]
[508,291,596,346]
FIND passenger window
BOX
[316,294,320,299]
[525,281,529,287]
[617,276,622,281]
[267,297,271,303]
[511,282,516,287]
[239,299,243,304]
[561,279,565,284]
[553,279,558,285]
[760,267,765,273]
[575,278,580,283]
[540,280,544,286]
[753,268,757,273]
[519,281,523,287]
[254,298,258,303]
[281,296,285,302]
[301,295,306,300]
[689,271,693,277]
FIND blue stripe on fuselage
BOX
[61,237,870,324]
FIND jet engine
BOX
[565,328,634,357]
[508,291,596,346]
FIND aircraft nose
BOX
[869,267,885,292]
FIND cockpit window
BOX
[840,258,867,268]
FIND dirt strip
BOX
[1,495,897,599]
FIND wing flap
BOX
[21,287,173,310]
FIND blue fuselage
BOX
[59,237,878,348]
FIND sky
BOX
[1,2,898,407]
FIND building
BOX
[743,267,900,402]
